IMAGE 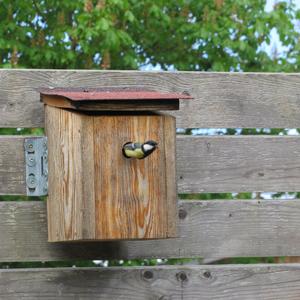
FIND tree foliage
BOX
[0,0,299,71]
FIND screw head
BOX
[27,155,36,167]
[25,141,35,152]
[27,174,36,189]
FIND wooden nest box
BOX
[40,88,192,242]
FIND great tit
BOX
[122,140,158,159]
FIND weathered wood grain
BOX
[2,200,300,261]
[46,106,177,241]
[0,136,26,195]
[93,113,177,240]
[1,135,300,195]
[2,70,300,128]
[164,115,178,236]
[45,106,96,242]
[1,265,300,299]
[177,135,300,193]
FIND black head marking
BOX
[141,140,158,157]
[144,140,158,147]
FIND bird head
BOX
[142,140,158,154]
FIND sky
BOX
[266,0,300,11]
[262,0,300,56]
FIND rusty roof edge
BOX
[38,87,193,101]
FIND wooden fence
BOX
[1,70,300,299]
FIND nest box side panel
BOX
[45,105,95,242]
[163,116,178,238]
[93,114,177,240]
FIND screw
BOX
[27,156,36,167]
[25,143,33,151]
[27,174,37,189]
[25,141,35,152]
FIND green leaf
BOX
[98,18,110,31]
[124,10,135,23]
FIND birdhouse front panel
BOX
[45,106,177,242]
[93,114,176,240]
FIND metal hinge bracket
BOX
[24,137,48,196]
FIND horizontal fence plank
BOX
[178,135,300,193]
[2,70,300,128]
[1,265,300,299]
[0,137,26,195]
[2,200,300,261]
[1,135,300,195]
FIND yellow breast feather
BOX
[123,148,144,159]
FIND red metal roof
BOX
[39,88,193,101]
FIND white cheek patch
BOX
[143,144,154,151]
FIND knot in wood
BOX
[176,271,188,282]
[142,270,154,281]
[178,209,187,220]
[203,271,212,279]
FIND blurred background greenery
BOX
[1,0,300,71]
[1,0,300,267]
